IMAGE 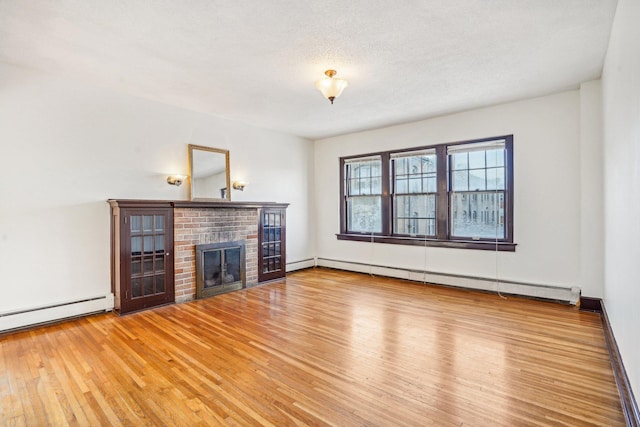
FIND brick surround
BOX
[174,207,259,303]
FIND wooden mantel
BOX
[108,199,289,209]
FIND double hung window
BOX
[392,150,437,237]
[449,140,506,240]
[338,135,514,251]
[344,156,383,233]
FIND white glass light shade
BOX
[315,70,348,104]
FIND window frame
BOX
[338,135,515,251]
[391,149,438,238]
[343,156,384,234]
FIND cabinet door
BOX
[258,208,286,282]
[120,208,174,313]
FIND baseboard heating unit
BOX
[316,258,580,304]
[0,294,114,333]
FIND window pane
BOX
[155,255,164,271]
[469,169,486,191]
[408,157,421,174]
[143,257,153,273]
[396,178,408,193]
[486,149,504,167]
[143,277,154,295]
[450,191,505,239]
[143,236,153,254]
[154,235,164,253]
[486,167,505,190]
[131,237,142,255]
[394,195,436,236]
[348,159,382,196]
[452,170,469,191]
[370,161,381,178]
[423,155,436,173]
[154,215,164,232]
[395,158,408,175]
[348,178,360,195]
[359,179,371,195]
[130,216,141,233]
[468,150,485,169]
[156,275,165,293]
[131,259,141,275]
[423,176,436,193]
[371,177,381,194]
[408,177,421,193]
[143,215,153,232]
[347,196,382,233]
[132,278,142,298]
[452,153,468,170]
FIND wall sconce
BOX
[232,181,246,191]
[167,174,187,186]
[315,69,348,104]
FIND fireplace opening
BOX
[195,240,246,299]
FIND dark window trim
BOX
[336,233,516,251]
[338,135,515,252]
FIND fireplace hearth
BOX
[195,240,246,299]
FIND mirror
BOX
[188,144,231,201]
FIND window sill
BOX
[336,233,516,252]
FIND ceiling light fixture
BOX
[315,70,348,104]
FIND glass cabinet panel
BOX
[258,208,286,282]
[114,205,174,314]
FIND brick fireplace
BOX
[173,207,259,303]
[110,199,287,314]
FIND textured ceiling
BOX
[0,0,618,139]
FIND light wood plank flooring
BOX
[0,268,624,426]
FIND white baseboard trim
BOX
[316,258,580,304]
[0,294,114,333]
[286,258,315,272]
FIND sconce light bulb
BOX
[167,175,187,186]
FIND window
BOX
[338,135,515,251]
[344,156,382,233]
[449,140,506,240]
[392,149,437,236]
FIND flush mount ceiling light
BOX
[315,70,348,104]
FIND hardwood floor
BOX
[0,268,624,426]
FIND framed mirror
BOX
[188,144,231,201]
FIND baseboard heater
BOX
[0,294,114,333]
[286,258,315,272]
[317,258,580,304]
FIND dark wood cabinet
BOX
[110,202,175,314]
[258,207,286,282]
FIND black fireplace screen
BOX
[195,240,246,299]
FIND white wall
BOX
[601,0,640,401]
[314,89,603,295]
[579,80,605,298]
[0,63,314,324]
